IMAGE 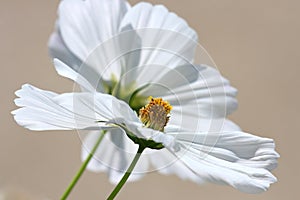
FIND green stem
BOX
[107,145,145,200]
[60,131,106,200]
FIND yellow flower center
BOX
[139,96,172,131]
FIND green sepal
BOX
[126,131,164,150]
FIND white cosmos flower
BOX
[13,0,279,194]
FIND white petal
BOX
[120,2,197,41]
[118,3,198,87]
[171,131,279,169]
[83,29,142,83]
[58,0,130,61]
[165,64,237,117]
[12,84,139,131]
[133,64,199,96]
[81,129,149,183]
[149,149,205,184]
[222,119,241,131]
[174,142,277,193]
[48,29,82,71]
[163,130,279,193]
[53,59,96,92]
[169,119,241,137]
[141,64,199,92]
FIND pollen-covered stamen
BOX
[139,97,172,131]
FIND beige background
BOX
[1,0,299,199]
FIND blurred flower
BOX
[13,0,279,194]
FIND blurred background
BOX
[1,0,299,199]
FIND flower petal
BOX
[164,64,237,117]
[120,2,197,41]
[171,131,279,169]
[81,129,149,183]
[149,149,204,184]
[163,131,279,193]
[58,0,130,61]
[174,143,277,193]
[48,30,82,71]
[118,3,198,87]
[12,84,139,131]
[83,29,142,84]
[53,59,96,92]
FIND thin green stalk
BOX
[107,145,145,200]
[60,131,106,200]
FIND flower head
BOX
[13,0,279,194]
